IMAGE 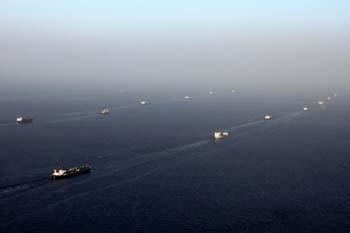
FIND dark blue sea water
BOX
[0,91,350,233]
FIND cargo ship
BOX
[214,130,229,139]
[100,108,110,115]
[51,165,91,180]
[16,116,33,124]
[140,101,151,105]
[264,115,272,120]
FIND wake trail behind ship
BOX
[0,122,17,127]
[0,177,50,197]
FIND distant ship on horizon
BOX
[214,130,229,139]
[140,101,151,105]
[16,116,33,124]
[264,115,272,120]
[100,108,110,115]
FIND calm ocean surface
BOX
[0,91,349,233]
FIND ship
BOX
[140,101,151,105]
[303,107,309,111]
[264,115,272,120]
[51,165,91,180]
[16,116,33,124]
[214,130,229,139]
[318,101,324,105]
[100,108,110,115]
[184,96,192,100]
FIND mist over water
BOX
[1,27,349,93]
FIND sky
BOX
[1,1,349,28]
[0,1,349,93]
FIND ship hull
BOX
[17,119,33,124]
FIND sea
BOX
[0,89,349,233]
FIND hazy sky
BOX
[1,1,349,92]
